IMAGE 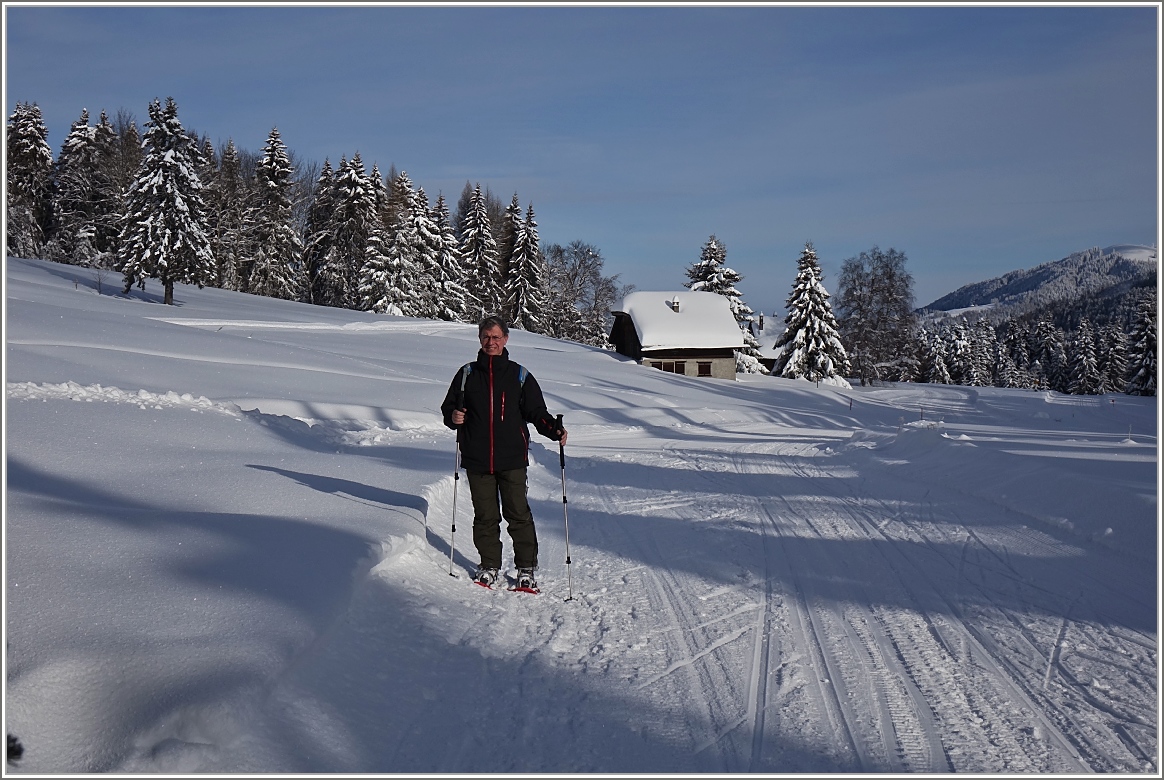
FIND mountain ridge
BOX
[919,244,1157,326]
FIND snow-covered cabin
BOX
[610,291,744,380]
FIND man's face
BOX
[480,326,508,356]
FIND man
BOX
[441,316,567,590]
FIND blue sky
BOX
[5,5,1159,311]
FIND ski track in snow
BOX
[7,381,1156,773]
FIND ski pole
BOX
[557,414,574,602]
[449,437,461,577]
[449,390,465,577]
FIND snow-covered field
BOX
[4,257,1158,773]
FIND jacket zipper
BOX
[488,356,495,473]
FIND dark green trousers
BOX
[466,468,538,570]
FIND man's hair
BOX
[478,316,509,337]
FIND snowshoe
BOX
[511,567,540,594]
[474,566,499,589]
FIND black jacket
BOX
[441,348,560,473]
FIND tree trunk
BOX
[164,278,174,305]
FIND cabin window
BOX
[649,361,686,374]
[697,362,712,377]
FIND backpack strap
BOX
[517,364,528,388]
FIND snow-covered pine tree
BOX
[371,164,392,241]
[382,163,405,238]
[248,128,304,300]
[996,350,1023,389]
[498,193,523,321]
[303,158,336,304]
[1125,291,1156,396]
[355,218,399,315]
[1068,318,1101,395]
[411,186,443,319]
[89,111,123,267]
[1002,321,1031,373]
[945,322,976,386]
[1095,323,1128,395]
[197,137,218,190]
[922,326,954,384]
[359,169,418,315]
[1031,319,1069,393]
[92,111,142,266]
[118,97,214,305]
[319,153,379,309]
[430,193,469,321]
[48,109,101,266]
[506,202,545,332]
[6,102,54,258]
[685,234,767,374]
[772,242,849,382]
[460,183,501,319]
[453,180,474,244]
[203,139,251,291]
[971,320,997,387]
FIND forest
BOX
[6,98,1156,397]
[6,99,628,347]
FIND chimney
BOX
[670,297,680,312]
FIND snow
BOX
[1104,244,1158,264]
[614,290,745,350]
[5,257,1158,773]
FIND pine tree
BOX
[772,242,849,382]
[204,139,251,290]
[1125,291,1157,396]
[6,102,54,258]
[303,158,336,304]
[498,193,523,320]
[48,109,101,265]
[381,163,404,237]
[922,327,954,384]
[460,183,501,318]
[118,97,214,305]
[248,128,304,300]
[1002,321,1031,373]
[89,111,123,266]
[319,153,379,309]
[971,320,997,387]
[685,235,767,374]
[411,186,443,319]
[360,169,418,315]
[1031,319,1069,392]
[453,180,474,243]
[1096,323,1128,395]
[506,203,545,332]
[1068,318,1101,395]
[946,322,976,385]
[355,220,399,314]
[90,110,143,267]
[996,350,1023,389]
[431,193,469,322]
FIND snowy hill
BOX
[921,244,1158,319]
[5,257,1158,773]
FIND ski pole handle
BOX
[556,414,565,468]
[453,391,465,430]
